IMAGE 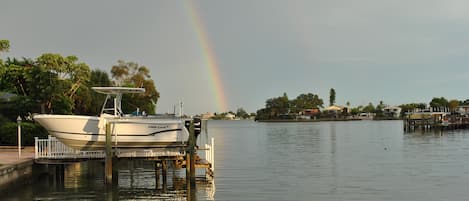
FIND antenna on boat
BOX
[179,99,184,117]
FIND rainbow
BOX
[184,0,228,113]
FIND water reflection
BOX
[3,160,215,201]
[8,120,469,200]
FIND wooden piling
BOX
[155,161,160,189]
[105,123,112,185]
[162,159,168,191]
[186,120,196,182]
[187,120,198,201]
[186,119,197,201]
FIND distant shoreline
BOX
[256,118,363,123]
[256,118,402,123]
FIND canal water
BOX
[5,120,469,200]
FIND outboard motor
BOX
[184,118,202,140]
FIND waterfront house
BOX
[457,105,469,115]
[357,112,375,120]
[383,106,402,118]
[324,105,348,113]
[324,105,349,118]
[225,113,236,120]
[298,108,321,119]
[201,112,215,120]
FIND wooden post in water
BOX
[186,120,196,181]
[105,122,113,185]
[155,161,160,189]
[186,120,197,200]
[162,159,168,191]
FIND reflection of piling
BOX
[48,164,65,190]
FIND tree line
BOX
[255,87,469,120]
[0,40,160,145]
[256,92,324,120]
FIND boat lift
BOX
[34,120,215,181]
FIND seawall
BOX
[0,147,47,192]
[0,159,34,189]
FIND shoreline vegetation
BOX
[253,90,467,123]
[256,117,401,123]
[0,40,160,146]
[256,117,402,123]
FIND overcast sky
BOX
[2,0,469,115]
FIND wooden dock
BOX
[404,111,469,131]
[34,135,215,179]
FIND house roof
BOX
[383,106,401,110]
[324,105,344,111]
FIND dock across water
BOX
[404,110,469,131]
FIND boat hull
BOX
[33,114,189,150]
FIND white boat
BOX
[33,87,189,150]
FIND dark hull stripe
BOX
[47,129,183,137]
[56,137,186,150]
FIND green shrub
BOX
[0,121,48,146]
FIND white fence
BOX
[35,136,105,159]
[204,138,215,171]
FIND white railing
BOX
[35,136,105,159]
[204,137,215,172]
[35,136,186,159]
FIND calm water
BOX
[5,120,469,200]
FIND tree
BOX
[291,93,324,113]
[260,93,290,118]
[35,53,91,113]
[350,107,360,115]
[0,57,61,114]
[81,69,112,115]
[399,103,427,116]
[374,100,386,117]
[448,99,460,112]
[0,40,9,53]
[236,108,250,119]
[429,97,449,108]
[329,88,336,106]
[36,53,91,99]
[0,54,92,115]
[362,102,375,113]
[110,60,160,114]
[0,40,9,64]
[111,60,150,87]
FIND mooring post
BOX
[189,120,196,181]
[162,159,168,191]
[187,120,197,201]
[155,161,160,189]
[17,116,22,158]
[185,152,191,179]
[105,122,113,185]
